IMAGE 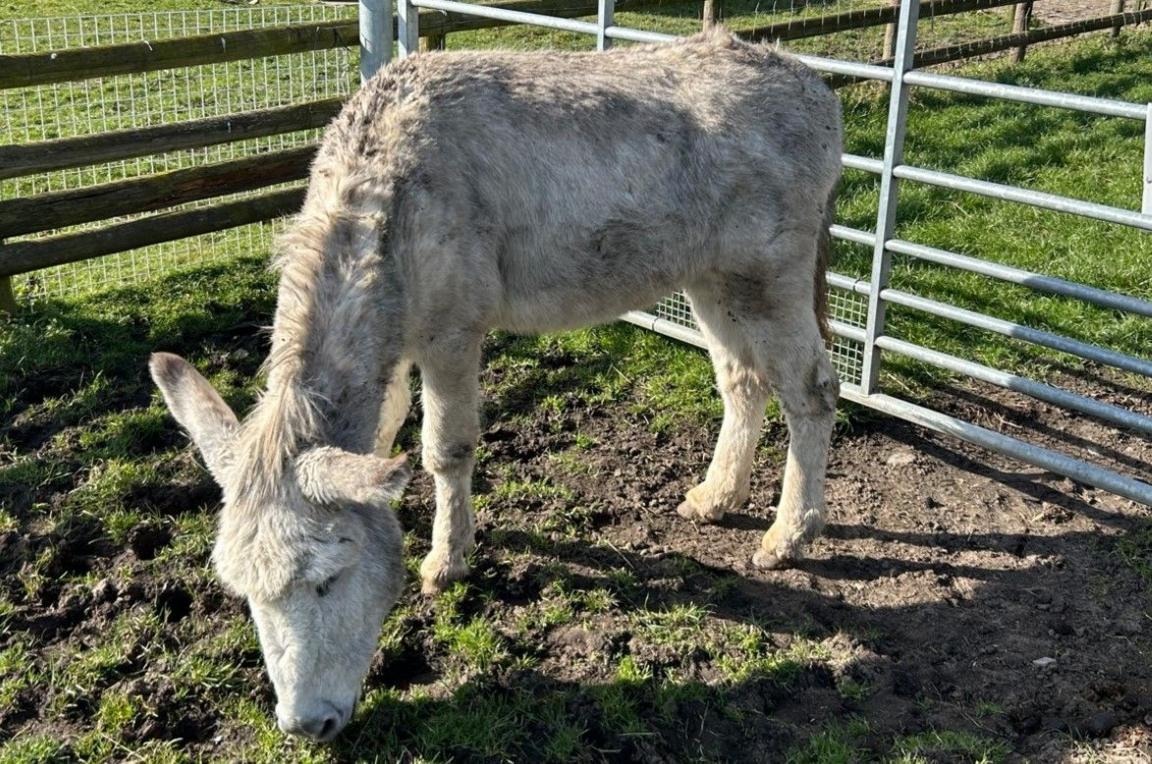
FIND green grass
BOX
[1115,522,1152,585]
[833,36,1152,388]
[0,239,876,764]
[788,719,1011,764]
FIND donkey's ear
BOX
[149,352,239,480]
[295,448,410,507]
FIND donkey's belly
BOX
[493,264,690,334]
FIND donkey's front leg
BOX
[375,359,412,458]
[417,337,482,595]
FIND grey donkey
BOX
[150,28,842,741]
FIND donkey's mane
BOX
[230,163,394,502]
[230,218,330,499]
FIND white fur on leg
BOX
[754,356,837,569]
[416,343,481,595]
[375,360,412,458]
[420,469,476,594]
[754,507,826,569]
[675,329,771,523]
[420,547,472,595]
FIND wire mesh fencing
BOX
[1,5,359,301]
[644,285,868,386]
[443,0,909,63]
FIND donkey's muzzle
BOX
[278,702,347,741]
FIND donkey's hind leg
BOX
[682,233,838,568]
[375,359,412,458]
[750,304,838,570]
[676,287,772,524]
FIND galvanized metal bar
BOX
[827,271,871,295]
[830,224,877,247]
[842,153,884,174]
[882,288,1152,378]
[860,0,921,394]
[621,310,707,349]
[397,0,420,57]
[597,0,614,50]
[892,164,1152,231]
[876,335,1152,436]
[358,0,392,82]
[410,0,601,35]
[829,320,867,343]
[624,306,871,357]
[624,302,1152,506]
[1144,103,1152,215]
[885,238,1152,318]
[396,2,897,83]
[903,70,1148,120]
[837,388,1152,506]
[603,26,678,44]
[793,54,896,83]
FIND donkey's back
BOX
[307,28,842,332]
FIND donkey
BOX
[150,28,842,740]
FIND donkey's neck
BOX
[246,212,403,475]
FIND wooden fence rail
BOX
[0,0,1046,92]
[0,99,341,181]
[0,0,690,90]
[0,21,358,90]
[0,146,317,238]
[878,7,1152,68]
[0,189,305,278]
[745,0,1021,44]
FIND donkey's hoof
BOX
[676,495,725,523]
[420,554,470,595]
[751,549,792,570]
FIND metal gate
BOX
[361,0,1152,505]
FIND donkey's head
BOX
[149,353,410,741]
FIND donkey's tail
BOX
[813,182,838,344]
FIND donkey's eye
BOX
[316,574,339,597]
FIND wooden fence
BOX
[2,0,1149,309]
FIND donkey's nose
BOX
[278,707,345,741]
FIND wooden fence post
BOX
[0,235,13,313]
[702,0,718,29]
[882,0,900,59]
[1011,1,1033,62]
[0,277,15,314]
[1111,0,1126,38]
[421,32,446,51]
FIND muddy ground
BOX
[2,321,1151,762]
[427,361,1152,762]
